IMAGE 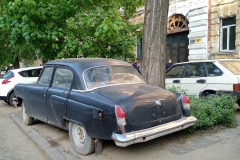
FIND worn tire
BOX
[9,92,16,106]
[69,122,94,155]
[22,102,34,126]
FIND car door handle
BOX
[173,80,180,83]
[196,79,206,84]
[43,88,48,97]
[64,91,70,96]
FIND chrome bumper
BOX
[111,116,197,147]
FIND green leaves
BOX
[166,86,237,132]
[189,94,237,131]
[0,0,144,65]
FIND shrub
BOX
[166,86,237,132]
[166,86,187,94]
[189,94,237,131]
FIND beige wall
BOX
[211,0,240,59]
[129,13,144,25]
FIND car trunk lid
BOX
[97,84,181,125]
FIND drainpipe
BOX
[207,0,211,60]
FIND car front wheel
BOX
[69,122,94,155]
[22,102,34,126]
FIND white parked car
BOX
[165,59,240,106]
[0,69,5,76]
[0,66,42,106]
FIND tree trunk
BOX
[141,0,169,88]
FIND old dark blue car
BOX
[14,58,197,155]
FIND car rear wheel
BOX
[9,92,16,106]
[22,102,34,126]
[69,122,94,155]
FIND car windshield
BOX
[84,65,144,89]
[0,71,14,79]
[220,61,240,75]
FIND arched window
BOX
[167,14,189,34]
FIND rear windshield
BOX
[220,61,240,75]
[84,65,144,89]
[0,71,14,79]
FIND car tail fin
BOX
[181,94,190,110]
[115,105,126,127]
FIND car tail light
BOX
[233,84,240,92]
[181,94,190,110]
[115,105,126,126]
[2,76,14,84]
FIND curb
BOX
[9,112,66,160]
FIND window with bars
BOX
[221,16,236,51]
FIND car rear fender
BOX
[65,92,118,140]
[174,93,191,117]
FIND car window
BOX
[206,63,223,77]
[84,66,144,89]
[0,71,14,79]
[183,63,206,78]
[19,69,41,77]
[38,67,54,86]
[220,61,240,75]
[52,68,74,89]
[36,68,42,75]
[165,64,185,78]
[71,78,80,90]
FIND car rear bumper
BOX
[111,116,197,147]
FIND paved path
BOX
[11,106,240,160]
[2,100,240,160]
[0,101,48,160]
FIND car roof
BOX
[10,66,43,72]
[173,59,240,65]
[45,58,133,90]
[45,58,131,70]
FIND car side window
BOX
[166,64,185,78]
[206,62,223,77]
[183,63,206,78]
[52,68,74,89]
[71,78,80,90]
[37,69,42,75]
[38,67,54,86]
[19,69,40,77]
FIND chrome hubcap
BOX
[72,123,85,147]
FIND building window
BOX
[137,38,142,59]
[221,16,236,51]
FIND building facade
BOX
[130,0,239,63]
[210,0,240,59]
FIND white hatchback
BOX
[0,66,42,106]
[165,59,240,106]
